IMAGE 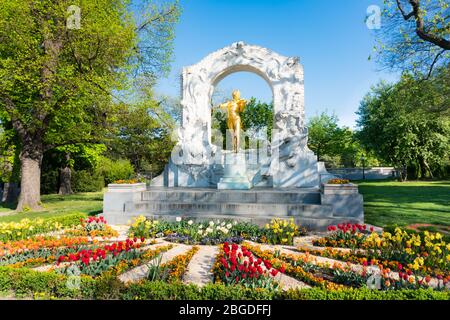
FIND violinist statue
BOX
[213,90,247,153]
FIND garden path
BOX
[119,243,192,283]
[183,245,219,287]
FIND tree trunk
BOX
[16,146,43,212]
[400,164,408,182]
[59,166,73,195]
[420,158,434,179]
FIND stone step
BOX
[141,189,321,204]
[183,246,219,287]
[127,201,333,218]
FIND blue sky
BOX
[154,0,399,128]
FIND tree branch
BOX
[135,5,177,33]
[408,0,450,50]
[424,49,446,80]
[396,0,415,20]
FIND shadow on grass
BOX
[41,193,103,203]
[0,202,16,210]
[359,185,450,203]
[88,209,103,216]
[364,203,450,214]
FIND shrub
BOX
[96,157,134,185]
[72,170,104,192]
[40,170,59,195]
[0,266,449,300]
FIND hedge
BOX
[0,267,448,300]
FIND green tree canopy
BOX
[0,0,180,210]
[356,69,450,180]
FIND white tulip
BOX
[209,221,215,227]
[198,224,203,229]
[198,230,203,235]
[176,217,182,222]
[188,220,193,225]
[226,224,232,229]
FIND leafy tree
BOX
[41,144,106,195]
[0,121,20,203]
[373,0,449,78]
[307,112,343,163]
[0,0,180,210]
[356,70,450,180]
[107,100,175,176]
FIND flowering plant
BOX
[314,223,373,248]
[56,238,145,277]
[149,246,199,282]
[264,218,298,245]
[214,242,281,290]
[327,178,350,184]
[364,228,450,274]
[64,216,118,238]
[83,216,107,232]
[0,218,64,242]
[112,179,141,184]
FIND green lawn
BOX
[357,180,450,228]
[0,192,103,222]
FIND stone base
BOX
[103,186,364,231]
[217,152,252,190]
[217,177,253,190]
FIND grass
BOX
[0,180,449,229]
[0,191,103,222]
[356,180,450,228]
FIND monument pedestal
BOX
[217,152,253,190]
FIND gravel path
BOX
[183,245,218,287]
[119,244,192,283]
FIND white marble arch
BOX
[164,41,322,188]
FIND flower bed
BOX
[64,216,118,238]
[212,243,282,290]
[313,225,450,277]
[0,236,91,268]
[245,242,447,291]
[0,215,448,299]
[55,238,146,277]
[326,178,350,184]
[314,223,373,248]
[128,216,306,245]
[159,246,199,282]
[0,212,86,242]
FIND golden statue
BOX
[214,90,247,153]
